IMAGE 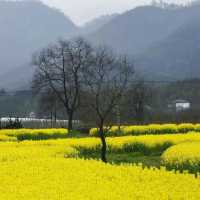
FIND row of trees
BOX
[32,38,134,162]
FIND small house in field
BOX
[168,99,191,112]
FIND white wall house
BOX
[169,100,191,112]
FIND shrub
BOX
[177,123,195,133]
[3,118,23,129]
[89,123,199,137]
[0,128,68,141]
[162,142,200,173]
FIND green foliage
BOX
[3,118,23,129]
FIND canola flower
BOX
[90,123,200,136]
[162,142,200,172]
[0,128,68,140]
[10,132,200,154]
[75,132,200,154]
[0,157,199,199]
[0,135,199,199]
[0,134,17,142]
[0,142,79,162]
[1,132,200,163]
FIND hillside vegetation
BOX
[0,0,77,89]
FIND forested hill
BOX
[0,0,77,89]
[80,14,118,35]
[136,18,200,80]
[89,4,200,55]
[88,3,200,80]
[2,1,200,89]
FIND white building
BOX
[169,100,191,112]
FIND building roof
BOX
[172,99,190,104]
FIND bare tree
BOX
[128,81,152,124]
[83,47,134,162]
[32,38,92,131]
[37,88,60,125]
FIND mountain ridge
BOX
[1,1,200,89]
[0,0,77,81]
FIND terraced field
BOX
[0,128,200,199]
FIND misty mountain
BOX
[89,5,200,54]
[2,1,200,89]
[0,64,34,90]
[80,14,118,35]
[88,4,200,80]
[0,0,77,89]
[136,18,200,80]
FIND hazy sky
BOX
[41,0,191,25]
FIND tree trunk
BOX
[67,111,73,131]
[136,101,144,125]
[99,126,107,163]
[54,103,57,124]
[50,111,53,128]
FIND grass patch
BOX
[77,150,161,168]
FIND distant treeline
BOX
[1,78,200,126]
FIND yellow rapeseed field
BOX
[70,132,200,152]
[90,123,200,136]
[0,139,199,200]
[0,128,68,140]
[0,158,199,200]
[13,132,200,153]
[0,134,17,142]
[0,132,199,199]
[107,132,200,150]
[162,142,200,172]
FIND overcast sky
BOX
[41,0,191,25]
